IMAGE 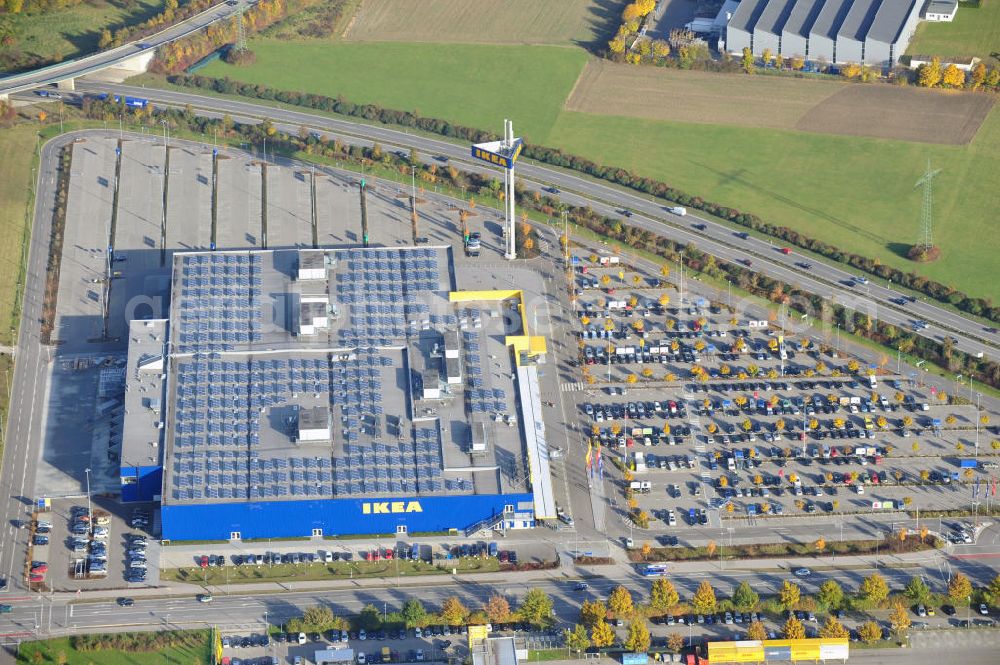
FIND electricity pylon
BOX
[914,159,941,250]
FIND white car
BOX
[794,568,811,577]
[979,603,990,616]
[357,654,367,665]
[297,632,307,644]
[415,651,425,662]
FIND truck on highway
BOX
[92,93,149,109]
[667,206,687,216]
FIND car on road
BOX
[0,604,12,614]
[117,598,134,607]
[794,568,811,577]
[197,594,213,603]
[742,258,752,267]
[573,582,589,591]
[979,603,990,615]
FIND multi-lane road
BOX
[0,2,242,97]
[0,134,77,597]
[66,81,1000,364]
[0,534,985,637]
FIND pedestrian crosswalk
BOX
[560,381,586,392]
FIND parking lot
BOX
[567,252,996,539]
[216,627,461,665]
[26,498,160,592]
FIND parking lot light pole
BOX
[84,468,92,535]
[975,392,981,457]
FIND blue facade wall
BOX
[121,466,163,503]
[161,492,534,541]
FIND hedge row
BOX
[166,73,997,325]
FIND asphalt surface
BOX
[0,539,986,636]
[0,2,242,97]
[66,81,1000,362]
[0,133,71,596]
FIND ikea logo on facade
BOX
[362,501,423,515]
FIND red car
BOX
[383,548,394,560]
[780,247,792,255]
[198,555,209,568]
[28,573,44,582]
[30,563,48,574]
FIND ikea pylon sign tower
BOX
[471,119,523,259]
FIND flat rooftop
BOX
[140,246,532,506]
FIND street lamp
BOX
[84,468,92,535]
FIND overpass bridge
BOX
[0,1,244,99]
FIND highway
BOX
[69,82,1000,364]
[0,2,242,97]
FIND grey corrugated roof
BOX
[867,0,918,43]
[810,0,853,38]
[754,0,797,36]
[838,0,883,40]
[925,0,957,12]
[728,0,772,32]
[782,0,827,38]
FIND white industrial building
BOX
[724,0,937,66]
[923,0,957,21]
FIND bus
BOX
[642,564,669,577]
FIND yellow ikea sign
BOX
[362,501,423,515]
[472,147,512,168]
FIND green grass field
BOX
[547,107,1000,301]
[344,0,611,45]
[906,2,1000,60]
[0,0,163,70]
[198,40,588,143]
[17,633,211,665]
[0,124,39,345]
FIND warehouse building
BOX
[725,0,770,54]
[808,0,854,63]
[780,0,826,60]
[726,0,925,66]
[753,0,797,55]
[836,0,883,65]
[119,246,553,541]
[865,0,922,66]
